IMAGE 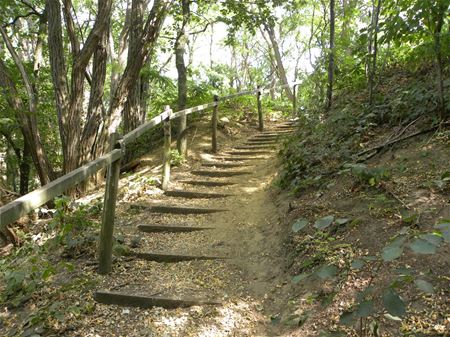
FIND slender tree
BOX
[175,0,190,156]
[326,0,335,111]
[0,29,56,187]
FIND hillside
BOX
[276,66,450,336]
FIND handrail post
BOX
[211,95,219,153]
[98,132,123,275]
[162,105,172,191]
[257,86,264,131]
[293,84,297,116]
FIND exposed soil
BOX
[0,118,300,337]
[2,117,449,337]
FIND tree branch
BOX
[2,12,38,28]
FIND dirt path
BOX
[84,121,295,337]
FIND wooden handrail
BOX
[0,79,301,274]
[0,149,123,229]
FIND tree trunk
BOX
[110,0,131,98]
[264,23,294,102]
[0,59,55,186]
[123,0,145,135]
[80,20,110,165]
[46,0,112,174]
[107,0,171,135]
[326,0,335,111]
[368,0,382,106]
[175,0,190,157]
[19,142,31,195]
[433,5,446,119]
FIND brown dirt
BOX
[29,118,298,337]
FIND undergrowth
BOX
[0,197,102,334]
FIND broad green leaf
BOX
[339,311,355,325]
[382,245,403,261]
[316,265,338,279]
[414,279,434,294]
[292,273,309,284]
[292,219,309,233]
[363,255,378,261]
[356,286,374,302]
[335,218,350,225]
[314,215,334,230]
[420,233,443,247]
[409,238,436,254]
[356,300,374,317]
[434,223,450,243]
[382,288,406,318]
[350,259,365,269]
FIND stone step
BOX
[164,190,233,199]
[130,204,228,214]
[138,224,214,233]
[202,162,252,168]
[191,170,251,177]
[94,290,220,309]
[129,251,227,263]
[225,150,273,156]
[180,180,237,187]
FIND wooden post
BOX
[162,106,172,191]
[211,95,219,153]
[257,86,264,131]
[98,133,122,275]
[293,84,297,116]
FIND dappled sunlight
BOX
[239,180,269,194]
[195,300,258,337]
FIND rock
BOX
[219,117,230,124]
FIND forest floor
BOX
[1,113,449,337]
[1,116,303,337]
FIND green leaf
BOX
[382,288,406,318]
[335,218,350,225]
[420,233,443,247]
[339,311,355,325]
[434,222,450,243]
[292,219,309,233]
[292,273,309,284]
[356,300,374,317]
[356,286,374,302]
[382,245,404,261]
[314,216,334,230]
[414,279,434,294]
[42,267,55,281]
[350,259,365,270]
[316,265,338,279]
[409,238,437,254]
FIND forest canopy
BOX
[0,0,448,194]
